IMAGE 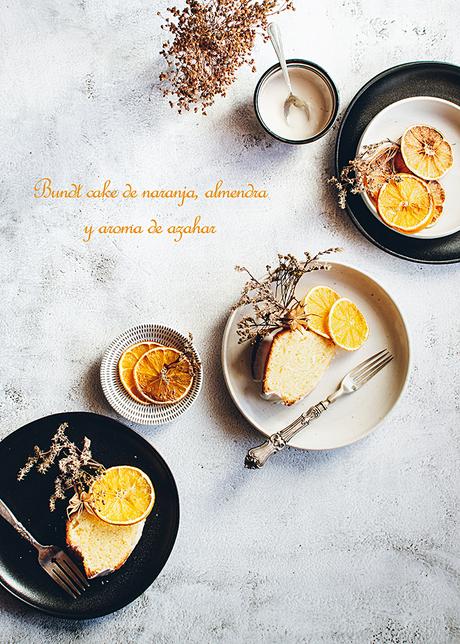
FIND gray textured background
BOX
[1,1,460,642]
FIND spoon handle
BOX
[267,22,292,94]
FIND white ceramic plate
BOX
[357,96,460,239]
[101,324,202,425]
[222,262,410,450]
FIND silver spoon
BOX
[267,22,310,122]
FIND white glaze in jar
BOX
[256,64,335,142]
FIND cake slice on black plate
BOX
[66,510,145,579]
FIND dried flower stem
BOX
[158,0,295,114]
[18,423,105,513]
[330,140,400,208]
[233,248,342,343]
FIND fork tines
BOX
[351,349,393,386]
[48,551,89,598]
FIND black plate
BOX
[0,412,179,619]
[335,61,460,263]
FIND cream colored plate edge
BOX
[222,261,411,450]
[357,96,460,239]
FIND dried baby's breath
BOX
[234,248,342,343]
[18,422,105,513]
[330,140,399,208]
[158,0,295,114]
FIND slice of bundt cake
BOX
[66,509,145,579]
[262,328,335,405]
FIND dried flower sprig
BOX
[18,423,105,514]
[179,333,202,375]
[158,0,295,114]
[233,248,342,343]
[329,140,399,208]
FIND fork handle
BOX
[244,401,329,469]
[0,498,42,550]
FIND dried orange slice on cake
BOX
[328,298,369,351]
[118,342,160,404]
[134,346,193,404]
[302,285,340,339]
[377,173,433,233]
[400,125,453,180]
[89,465,155,526]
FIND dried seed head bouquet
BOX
[233,248,342,344]
[158,0,295,114]
[18,422,105,517]
[329,140,400,208]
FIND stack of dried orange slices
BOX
[118,341,195,405]
[302,285,369,351]
[367,125,453,234]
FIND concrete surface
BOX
[0,0,459,642]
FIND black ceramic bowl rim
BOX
[253,59,339,144]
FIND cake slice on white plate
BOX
[66,509,145,579]
[262,328,335,405]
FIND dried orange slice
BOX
[118,342,160,404]
[427,180,446,226]
[328,298,369,351]
[401,125,453,180]
[377,173,433,233]
[301,285,340,339]
[134,346,193,404]
[89,466,155,526]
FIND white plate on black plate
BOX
[0,412,179,619]
[222,262,410,450]
[358,96,460,239]
[335,61,460,263]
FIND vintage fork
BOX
[0,498,89,598]
[245,349,393,469]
